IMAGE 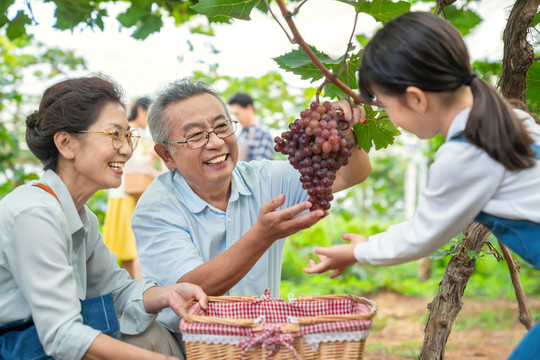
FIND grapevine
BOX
[274,101,355,211]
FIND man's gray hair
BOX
[148,78,230,152]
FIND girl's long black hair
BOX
[358,11,535,171]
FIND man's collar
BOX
[172,168,252,214]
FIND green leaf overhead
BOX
[53,0,97,31]
[132,13,164,39]
[531,11,540,28]
[5,11,31,40]
[323,51,362,100]
[526,61,540,110]
[337,0,410,23]
[352,106,400,153]
[273,45,352,82]
[191,0,261,20]
[441,5,481,36]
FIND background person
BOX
[302,12,540,360]
[103,97,160,279]
[132,78,371,339]
[0,76,207,360]
[228,92,274,161]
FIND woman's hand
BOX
[303,233,368,278]
[143,282,207,316]
[168,283,208,318]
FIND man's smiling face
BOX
[164,92,239,195]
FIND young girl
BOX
[303,11,540,359]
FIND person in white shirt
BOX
[303,12,540,360]
[0,76,207,360]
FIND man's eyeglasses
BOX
[166,120,238,150]
[78,127,141,150]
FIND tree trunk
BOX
[419,223,491,360]
[499,0,540,111]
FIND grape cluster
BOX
[274,101,355,211]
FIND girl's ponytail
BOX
[464,77,535,171]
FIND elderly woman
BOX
[0,76,207,360]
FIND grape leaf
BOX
[337,0,410,23]
[526,61,540,109]
[191,0,261,21]
[323,51,362,100]
[53,0,95,30]
[352,106,400,152]
[532,12,540,28]
[5,11,31,40]
[273,46,352,82]
[442,5,481,36]
[131,13,163,40]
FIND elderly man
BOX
[132,78,371,336]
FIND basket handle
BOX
[295,294,378,318]
[180,295,260,327]
[180,294,377,328]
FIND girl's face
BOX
[72,102,132,192]
[374,88,440,140]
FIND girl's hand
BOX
[331,100,366,138]
[303,233,368,278]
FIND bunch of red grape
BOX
[274,101,355,211]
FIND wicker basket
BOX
[180,290,377,359]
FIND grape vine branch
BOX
[272,0,364,105]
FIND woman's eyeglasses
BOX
[78,127,141,150]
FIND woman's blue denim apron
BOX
[0,294,119,360]
[450,136,540,359]
[0,184,119,359]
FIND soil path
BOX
[364,292,539,360]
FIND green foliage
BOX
[117,3,164,40]
[532,10,540,28]
[472,59,502,85]
[352,107,401,153]
[191,69,312,131]
[87,190,109,228]
[191,0,260,20]
[273,46,348,82]
[339,0,411,23]
[441,5,482,36]
[526,61,540,113]
[0,33,85,199]
[5,10,31,39]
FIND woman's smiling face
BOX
[71,101,133,192]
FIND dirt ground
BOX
[363,291,539,360]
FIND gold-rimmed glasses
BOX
[166,120,238,150]
[78,127,141,150]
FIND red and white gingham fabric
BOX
[180,289,373,357]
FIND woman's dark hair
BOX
[358,11,535,171]
[26,76,125,171]
[128,97,151,122]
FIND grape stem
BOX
[272,0,365,105]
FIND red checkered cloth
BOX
[180,289,373,359]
